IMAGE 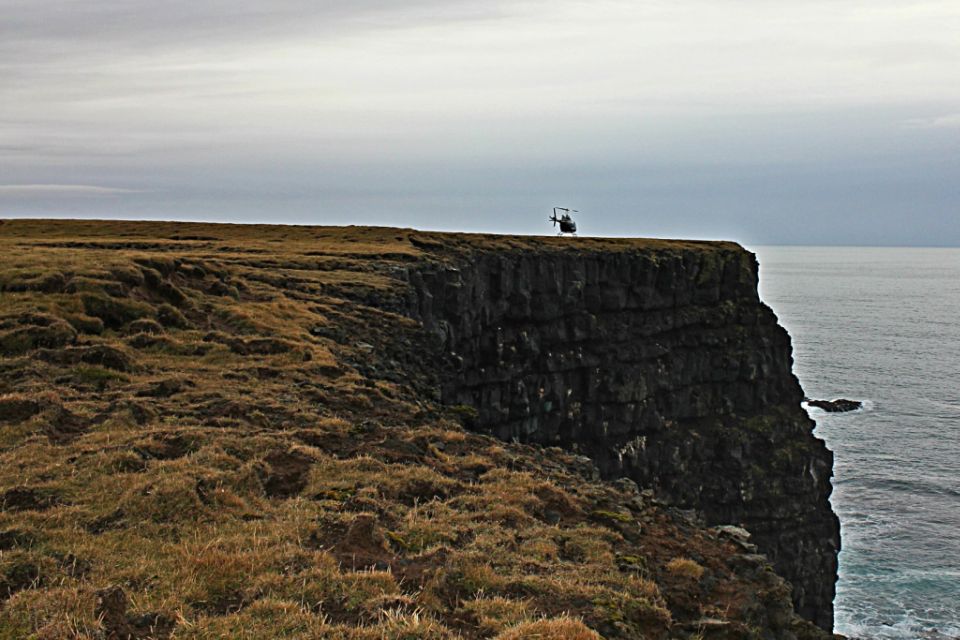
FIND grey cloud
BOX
[0,0,509,55]
[904,113,960,129]
[0,184,142,196]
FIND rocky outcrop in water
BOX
[806,398,862,413]
[402,240,841,631]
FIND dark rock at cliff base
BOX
[806,398,862,413]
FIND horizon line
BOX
[2,215,959,249]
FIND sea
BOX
[754,246,960,640]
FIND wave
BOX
[927,399,960,416]
[838,582,960,638]
[838,614,960,640]
[861,477,960,500]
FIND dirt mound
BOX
[0,487,61,512]
[260,449,313,498]
[96,586,176,640]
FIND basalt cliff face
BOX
[402,239,840,630]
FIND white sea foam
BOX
[839,614,960,640]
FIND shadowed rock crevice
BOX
[402,245,840,631]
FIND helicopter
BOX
[549,207,578,235]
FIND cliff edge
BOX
[0,220,838,639]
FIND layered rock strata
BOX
[403,241,840,630]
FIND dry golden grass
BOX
[665,557,707,582]
[494,616,602,639]
[0,219,825,639]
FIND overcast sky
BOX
[1,0,958,244]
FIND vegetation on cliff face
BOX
[0,220,831,639]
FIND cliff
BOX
[0,220,838,639]
[401,237,840,629]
